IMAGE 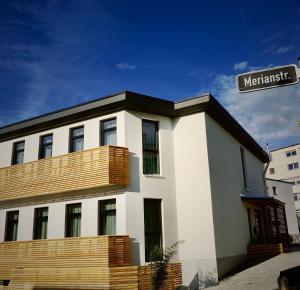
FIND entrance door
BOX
[253,209,264,242]
[144,199,162,262]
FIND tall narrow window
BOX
[5,211,19,241]
[272,186,277,196]
[33,207,48,239]
[39,134,53,159]
[99,199,116,235]
[142,120,159,174]
[66,203,81,237]
[12,141,25,165]
[101,118,117,146]
[144,199,162,262]
[240,148,248,189]
[69,126,84,152]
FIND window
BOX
[5,211,19,241]
[288,162,299,170]
[69,126,84,152]
[142,120,159,174]
[99,199,116,235]
[100,118,117,146]
[39,134,53,159]
[294,194,298,201]
[65,203,81,237]
[297,180,300,185]
[12,141,25,165]
[144,199,162,262]
[33,207,48,239]
[286,150,297,157]
[240,148,248,188]
[272,186,277,196]
[291,181,296,185]
[269,168,275,174]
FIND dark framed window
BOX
[144,199,162,262]
[33,207,48,240]
[99,199,116,235]
[69,126,84,152]
[240,148,248,188]
[39,134,53,159]
[12,141,25,165]
[269,168,275,174]
[100,118,117,146]
[5,211,19,241]
[286,150,297,157]
[65,203,81,237]
[272,186,277,196]
[142,120,159,174]
[288,162,299,170]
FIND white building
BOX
[267,144,300,230]
[0,91,291,289]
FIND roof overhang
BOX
[241,195,284,206]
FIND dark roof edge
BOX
[266,178,293,184]
[270,143,300,152]
[0,90,268,163]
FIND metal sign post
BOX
[237,64,300,93]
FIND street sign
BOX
[237,64,299,93]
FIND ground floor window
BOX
[5,211,19,241]
[99,199,116,235]
[144,199,162,262]
[33,207,48,239]
[66,203,81,237]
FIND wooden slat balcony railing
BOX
[0,146,129,202]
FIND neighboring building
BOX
[266,178,299,234]
[267,144,300,230]
[0,91,290,289]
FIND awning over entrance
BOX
[241,195,285,207]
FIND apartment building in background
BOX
[267,144,300,230]
[0,91,293,289]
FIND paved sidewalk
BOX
[209,251,300,290]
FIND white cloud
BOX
[212,70,300,149]
[116,62,137,70]
[263,44,294,55]
[233,61,248,71]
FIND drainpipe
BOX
[263,143,271,196]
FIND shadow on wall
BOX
[130,238,141,265]
[127,152,140,192]
[188,271,218,290]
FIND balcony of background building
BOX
[0,146,129,202]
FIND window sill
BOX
[144,174,165,179]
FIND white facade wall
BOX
[266,179,299,235]
[173,113,218,288]
[205,114,265,277]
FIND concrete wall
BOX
[173,113,218,288]
[266,179,299,235]
[205,114,265,278]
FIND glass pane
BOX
[103,119,116,130]
[43,135,53,145]
[73,138,84,151]
[43,145,52,158]
[143,152,158,174]
[72,127,84,137]
[142,121,157,150]
[16,142,25,151]
[295,163,299,169]
[103,131,116,146]
[103,212,116,235]
[16,151,24,164]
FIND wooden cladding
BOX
[0,236,182,289]
[0,146,129,202]
[247,243,283,262]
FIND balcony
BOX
[0,146,129,202]
[0,236,182,289]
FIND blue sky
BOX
[0,0,299,149]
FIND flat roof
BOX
[270,143,300,152]
[0,90,269,162]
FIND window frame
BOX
[286,150,297,158]
[100,117,117,146]
[65,203,82,237]
[11,140,25,165]
[240,147,248,189]
[38,134,53,160]
[142,119,160,175]
[4,210,19,241]
[98,199,117,235]
[69,126,84,153]
[288,162,299,171]
[33,207,48,240]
